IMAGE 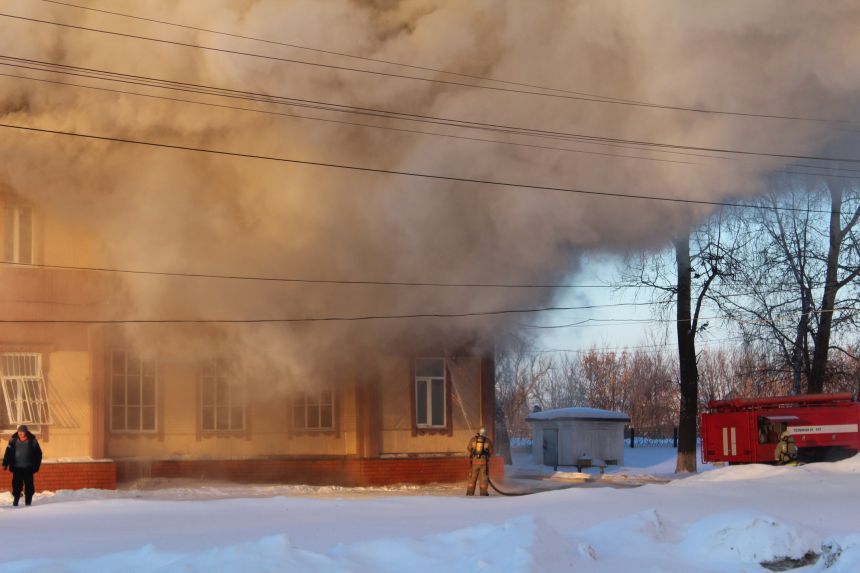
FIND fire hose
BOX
[487,473,531,496]
[470,456,531,496]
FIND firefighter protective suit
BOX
[774,431,798,465]
[466,428,493,496]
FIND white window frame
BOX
[200,359,246,432]
[109,349,158,433]
[0,353,50,427]
[4,204,34,264]
[292,387,335,431]
[414,358,446,428]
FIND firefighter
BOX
[774,431,798,465]
[466,427,493,496]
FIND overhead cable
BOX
[0,301,664,324]
[0,70,696,166]
[0,121,837,214]
[0,54,855,165]
[1,307,851,325]
[6,9,849,125]
[0,54,725,161]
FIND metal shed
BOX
[526,407,630,469]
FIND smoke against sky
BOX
[1,0,860,380]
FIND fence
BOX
[625,425,678,448]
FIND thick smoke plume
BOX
[1,0,860,386]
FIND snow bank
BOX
[680,511,820,566]
[2,453,859,572]
[811,535,860,572]
[0,516,577,573]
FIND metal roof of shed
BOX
[526,407,630,423]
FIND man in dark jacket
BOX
[2,425,43,506]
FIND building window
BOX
[0,353,50,426]
[3,204,33,264]
[200,360,246,432]
[414,358,446,427]
[292,388,334,430]
[110,349,157,432]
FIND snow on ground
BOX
[0,448,858,572]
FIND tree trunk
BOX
[494,398,513,465]
[808,186,842,394]
[790,295,811,395]
[674,233,699,473]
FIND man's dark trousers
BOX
[12,469,34,505]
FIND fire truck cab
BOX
[700,393,860,464]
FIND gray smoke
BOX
[1,0,859,384]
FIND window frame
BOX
[3,203,35,265]
[290,386,336,433]
[411,357,453,436]
[0,352,50,428]
[199,359,247,434]
[109,349,158,434]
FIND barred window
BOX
[0,353,50,426]
[3,204,33,264]
[414,358,446,428]
[110,349,157,432]
[292,388,334,430]
[201,360,246,432]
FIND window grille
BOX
[201,360,246,432]
[0,353,50,426]
[414,358,446,427]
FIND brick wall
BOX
[120,456,504,487]
[10,457,502,491]
[30,461,117,492]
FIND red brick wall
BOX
[128,456,504,487]
[17,458,502,490]
[29,461,117,492]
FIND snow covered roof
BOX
[526,407,630,423]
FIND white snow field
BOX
[0,449,858,573]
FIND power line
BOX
[0,301,660,324]
[8,8,849,125]
[9,71,860,185]
[0,262,826,295]
[0,122,838,214]
[5,306,853,326]
[522,318,664,329]
[0,69,696,167]
[1,54,856,166]
[780,170,860,182]
[0,54,724,162]
[0,260,612,289]
[526,336,750,354]
[793,163,860,175]
[526,307,859,330]
[36,0,638,103]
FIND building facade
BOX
[0,195,500,491]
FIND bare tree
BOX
[698,343,792,403]
[620,215,741,472]
[624,347,677,431]
[536,353,585,410]
[714,176,860,394]
[495,334,554,462]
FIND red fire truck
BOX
[700,393,860,464]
